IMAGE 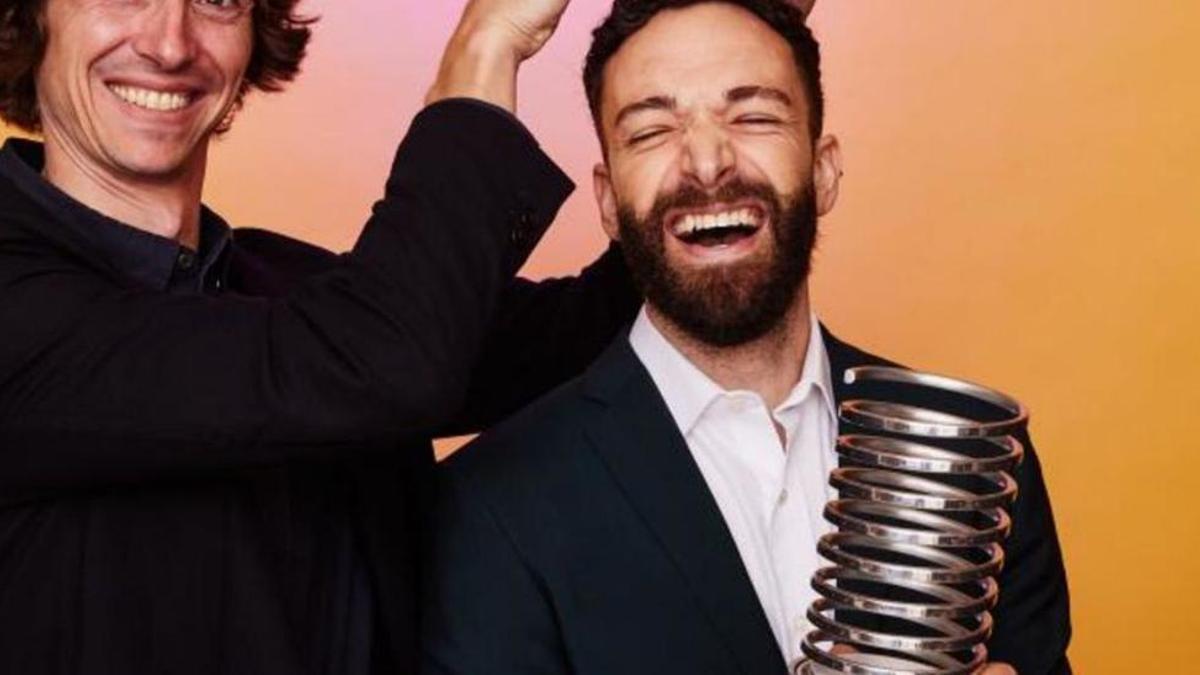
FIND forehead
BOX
[600,3,801,123]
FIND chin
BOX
[107,141,197,180]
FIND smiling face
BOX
[593,2,841,346]
[36,0,253,184]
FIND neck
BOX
[41,133,206,250]
[647,287,814,409]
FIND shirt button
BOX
[778,489,789,506]
[176,250,197,271]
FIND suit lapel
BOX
[577,339,788,675]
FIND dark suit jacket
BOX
[0,102,638,674]
[423,328,1072,675]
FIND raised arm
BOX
[0,0,580,495]
[0,102,568,494]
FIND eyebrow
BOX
[613,95,677,128]
[612,85,794,128]
[726,85,793,107]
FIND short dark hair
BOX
[583,0,824,144]
[0,0,316,132]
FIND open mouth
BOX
[107,83,196,113]
[668,204,765,248]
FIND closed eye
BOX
[734,115,782,125]
[627,127,673,146]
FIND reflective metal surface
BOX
[798,366,1027,675]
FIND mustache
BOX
[643,179,781,224]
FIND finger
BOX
[828,643,856,656]
[980,664,1017,675]
[789,0,817,15]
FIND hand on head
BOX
[454,0,572,62]
[790,0,817,15]
[427,0,571,110]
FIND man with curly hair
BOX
[0,0,638,672]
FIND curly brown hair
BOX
[0,0,316,132]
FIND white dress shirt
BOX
[629,307,838,669]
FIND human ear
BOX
[593,162,622,241]
[812,134,842,217]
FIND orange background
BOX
[5,1,1199,671]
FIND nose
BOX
[679,121,737,191]
[131,0,198,71]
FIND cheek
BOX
[614,151,679,218]
[734,137,812,197]
[40,14,131,97]
[204,25,254,87]
[34,36,82,112]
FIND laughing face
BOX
[36,0,253,183]
[616,176,817,347]
[593,2,841,346]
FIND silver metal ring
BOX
[836,434,1023,475]
[829,467,1016,511]
[841,366,1027,438]
[823,500,1011,548]
[810,567,997,619]
[816,532,1005,585]
[807,598,993,654]
[799,631,986,675]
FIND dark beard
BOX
[617,178,818,348]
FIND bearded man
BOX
[421,2,1072,674]
[0,0,644,672]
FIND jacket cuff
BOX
[391,99,574,274]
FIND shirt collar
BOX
[0,138,232,292]
[628,306,836,436]
[777,313,836,419]
[629,306,726,435]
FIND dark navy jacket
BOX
[424,330,1072,675]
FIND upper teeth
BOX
[673,209,760,236]
[110,85,191,112]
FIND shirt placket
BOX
[709,393,793,654]
[774,390,831,663]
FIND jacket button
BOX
[512,209,535,245]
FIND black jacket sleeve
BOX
[0,101,572,492]
[442,242,639,435]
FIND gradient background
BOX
[5,1,1198,671]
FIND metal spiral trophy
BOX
[799,366,1028,675]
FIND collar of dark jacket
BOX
[0,138,232,292]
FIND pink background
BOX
[6,2,1199,669]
